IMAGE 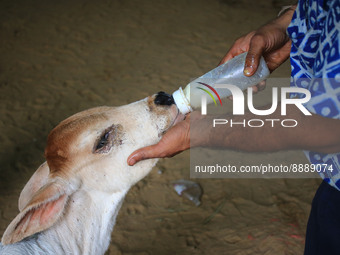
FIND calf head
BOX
[2,92,182,245]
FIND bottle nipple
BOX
[172,87,192,114]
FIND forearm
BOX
[191,105,340,154]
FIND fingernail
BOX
[244,67,252,76]
[128,157,136,166]
[129,159,136,166]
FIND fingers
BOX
[251,80,266,93]
[219,32,256,66]
[127,144,160,166]
[127,119,191,166]
[219,48,242,65]
[219,52,234,65]
[244,35,265,76]
[257,80,267,91]
[220,31,265,76]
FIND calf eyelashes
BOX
[93,124,124,154]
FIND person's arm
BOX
[127,106,340,166]
[191,106,340,153]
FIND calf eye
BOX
[93,124,123,154]
[96,132,110,150]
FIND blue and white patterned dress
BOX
[287,0,340,190]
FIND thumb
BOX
[127,144,160,166]
[244,36,265,77]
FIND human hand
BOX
[220,29,291,76]
[219,6,295,90]
[127,114,191,166]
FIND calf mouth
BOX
[153,91,185,130]
[171,107,185,127]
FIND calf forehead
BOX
[45,112,108,175]
[43,102,151,175]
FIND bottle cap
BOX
[172,87,192,115]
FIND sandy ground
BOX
[0,0,321,254]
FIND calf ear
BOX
[18,162,50,211]
[1,181,68,245]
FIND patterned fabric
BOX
[287,0,340,190]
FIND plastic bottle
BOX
[172,52,270,114]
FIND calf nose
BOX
[154,91,175,106]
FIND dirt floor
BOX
[0,0,321,254]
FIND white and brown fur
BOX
[0,95,181,255]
